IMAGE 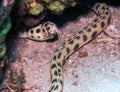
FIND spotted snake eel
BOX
[0,3,111,92]
[20,3,111,92]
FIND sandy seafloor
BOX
[6,3,120,92]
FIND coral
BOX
[0,0,14,58]
[0,17,11,58]
[0,0,15,86]
[23,0,77,15]
[47,1,65,13]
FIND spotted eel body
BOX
[49,3,110,92]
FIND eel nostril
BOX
[36,29,41,33]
